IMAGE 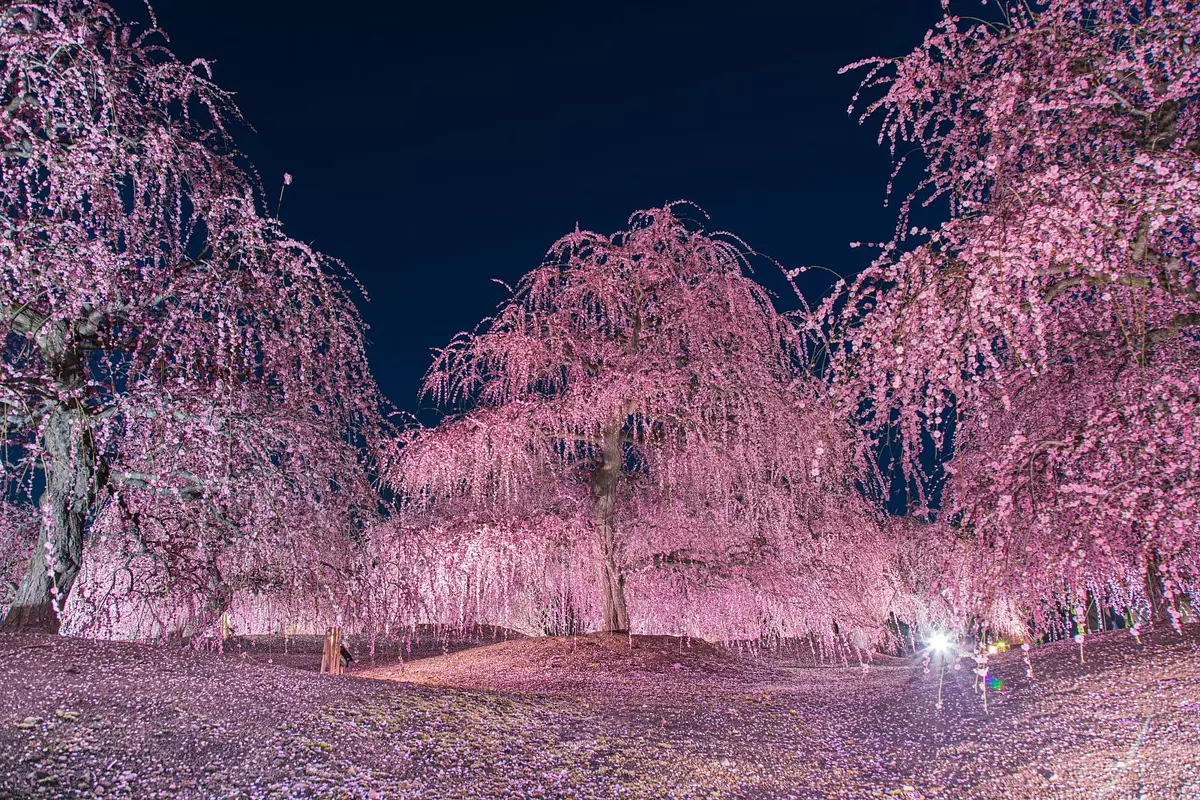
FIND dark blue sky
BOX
[132,1,944,413]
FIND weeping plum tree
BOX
[392,206,896,641]
[810,0,1200,634]
[0,2,383,633]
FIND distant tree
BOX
[391,207,895,641]
[0,2,383,632]
[815,0,1200,633]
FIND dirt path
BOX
[0,626,1196,798]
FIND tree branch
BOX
[1146,313,1200,346]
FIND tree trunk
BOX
[1,407,91,633]
[1144,551,1170,625]
[591,424,629,633]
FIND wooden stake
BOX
[333,627,342,675]
[321,626,344,675]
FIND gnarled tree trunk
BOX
[590,424,629,633]
[1,406,92,633]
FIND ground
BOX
[0,624,1196,799]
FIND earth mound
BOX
[356,631,756,693]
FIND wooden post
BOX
[321,626,344,675]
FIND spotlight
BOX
[929,632,952,652]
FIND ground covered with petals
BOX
[0,625,1196,798]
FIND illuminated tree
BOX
[0,2,383,632]
[392,206,893,641]
[816,0,1200,633]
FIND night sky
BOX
[118,1,945,415]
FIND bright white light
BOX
[929,632,951,652]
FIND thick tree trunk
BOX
[591,424,629,633]
[1,407,91,633]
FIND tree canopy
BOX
[0,1,384,635]
[809,0,1200,636]
[3,0,1196,649]
[388,206,903,643]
